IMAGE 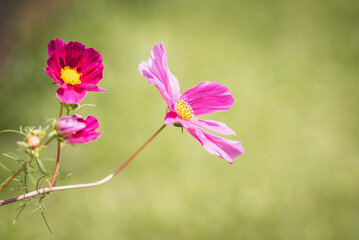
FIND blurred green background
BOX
[0,0,358,239]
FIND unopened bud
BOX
[27,135,41,148]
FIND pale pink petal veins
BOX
[186,127,244,164]
[180,81,234,115]
[189,118,236,135]
[138,43,180,108]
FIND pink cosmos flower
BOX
[45,38,107,104]
[139,43,244,164]
[55,115,102,144]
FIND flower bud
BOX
[27,135,41,148]
[55,115,102,144]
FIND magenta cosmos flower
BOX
[55,115,102,144]
[139,43,244,164]
[45,38,107,104]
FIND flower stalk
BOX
[50,103,64,187]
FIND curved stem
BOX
[0,124,166,206]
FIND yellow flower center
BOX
[175,100,194,121]
[60,66,82,85]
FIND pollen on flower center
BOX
[60,66,82,85]
[175,100,194,121]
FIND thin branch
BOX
[0,162,27,192]
[50,103,64,187]
[0,124,166,206]
[50,141,62,187]
[0,136,55,192]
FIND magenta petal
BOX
[186,127,244,164]
[45,67,63,85]
[46,55,62,76]
[164,111,178,125]
[83,84,108,92]
[180,81,234,115]
[139,43,180,108]
[55,114,86,138]
[56,114,103,144]
[80,64,104,84]
[47,38,66,62]
[64,41,86,68]
[76,48,103,73]
[84,115,100,131]
[46,39,66,76]
[45,38,106,104]
[164,111,192,128]
[66,131,102,144]
[189,118,236,135]
[56,85,87,104]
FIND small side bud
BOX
[27,135,41,148]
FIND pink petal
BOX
[46,55,62,77]
[84,115,100,131]
[47,38,66,62]
[164,111,192,128]
[56,84,87,104]
[189,118,236,135]
[64,41,86,68]
[80,63,104,84]
[180,81,234,115]
[76,48,103,75]
[67,131,102,144]
[164,111,178,125]
[45,67,63,85]
[186,126,244,164]
[139,43,180,109]
[83,84,107,92]
[46,39,66,76]
[45,39,106,104]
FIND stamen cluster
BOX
[175,100,194,120]
[60,66,82,85]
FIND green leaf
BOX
[0,162,12,172]
[64,103,80,111]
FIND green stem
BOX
[59,103,64,118]
[50,103,64,187]
[0,162,27,192]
